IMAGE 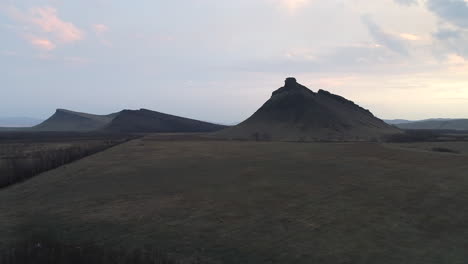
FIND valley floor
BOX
[1,136,468,263]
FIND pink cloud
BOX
[3,5,84,50]
[275,0,312,13]
[26,35,56,51]
[29,7,84,43]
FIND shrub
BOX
[431,147,459,154]
[0,138,133,188]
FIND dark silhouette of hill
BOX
[219,77,400,141]
[393,119,468,130]
[29,108,226,133]
[33,109,118,132]
[103,108,226,133]
[384,119,413,125]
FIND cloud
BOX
[29,7,83,43]
[92,24,108,34]
[433,28,461,40]
[427,0,468,28]
[394,0,418,6]
[433,29,468,58]
[398,33,421,41]
[445,53,466,65]
[427,0,468,59]
[25,35,56,51]
[92,24,111,46]
[277,0,311,13]
[361,15,408,56]
[235,43,403,74]
[3,5,83,50]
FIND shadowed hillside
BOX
[104,109,226,133]
[25,108,226,133]
[219,78,400,141]
[33,109,118,132]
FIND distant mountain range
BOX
[384,119,468,130]
[0,117,43,127]
[0,108,226,133]
[218,78,399,141]
[3,78,466,138]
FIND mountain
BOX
[394,119,468,130]
[10,108,226,133]
[218,77,400,141]
[104,108,226,133]
[0,117,43,127]
[33,109,118,132]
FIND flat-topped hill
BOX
[103,108,226,133]
[33,109,118,132]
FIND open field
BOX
[1,136,468,263]
[0,132,136,188]
[386,129,468,142]
[386,141,468,155]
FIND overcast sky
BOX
[2,0,468,123]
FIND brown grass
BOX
[1,137,468,263]
[0,133,134,188]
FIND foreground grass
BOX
[1,137,468,263]
[1,238,177,264]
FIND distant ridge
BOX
[393,119,468,131]
[104,108,226,133]
[33,109,118,132]
[0,117,43,127]
[22,108,226,133]
[218,78,400,141]
[384,119,413,125]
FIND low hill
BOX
[103,108,226,133]
[394,119,468,130]
[384,119,413,125]
[33,109,118,132]
[218,78,400,141]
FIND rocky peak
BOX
[272,77,315,97]
[284,77,297,87]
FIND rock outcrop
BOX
[217,78,400,141]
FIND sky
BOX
[1,0,468,123]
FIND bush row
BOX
[0,139,131,188]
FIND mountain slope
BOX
[395,119,468,130]
[104,108,226,133]
[219,78,400,141]
[33,109,118,132]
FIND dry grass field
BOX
[0,132,134,188]
[1,136,468,263]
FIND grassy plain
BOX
[1,135,468,263]
[0,132,134,188]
